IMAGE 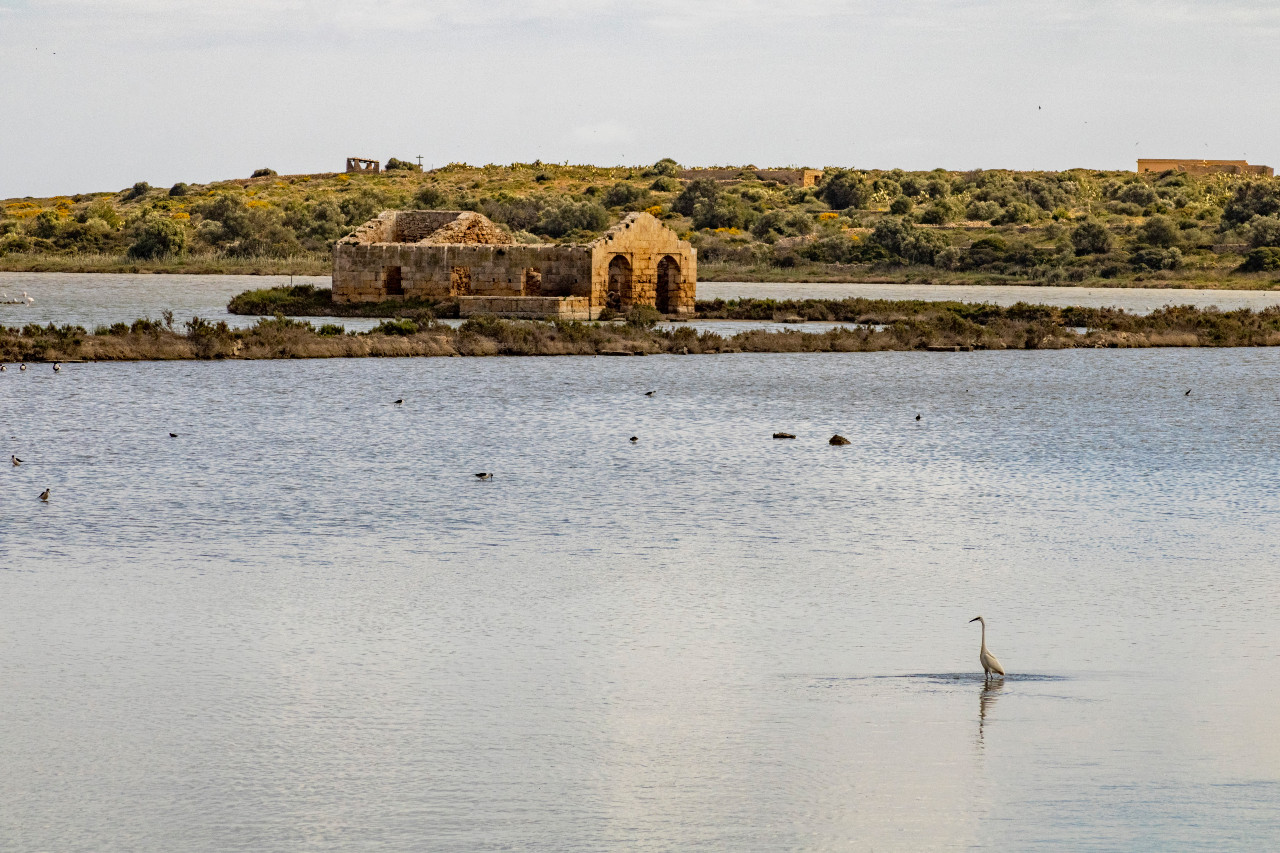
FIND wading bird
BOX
[11,455,21,466]
[969,615,1005,679]
[169,433,178,438]
[644,390,655,396]
[629,436,638,442]
[393,399,403,405]
[475,473,492,480]
[39,488,50,502]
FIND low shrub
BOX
[1239,247,1280,272]
[251,168,278,178]
[372,318,418,336]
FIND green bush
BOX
[372,318,419,336]
[414,184,449,208]
[625,304,662,327]
[1247,216,1280,248]
[967,236,1008,267]
[602,182,648,208]
[534,200,610,238]
[691,195,755,231]
[751,211,813,241]
[1239,247,1280,272]
[869,219,947,264]
[127,217,186,259]
[1223,181,1280,224]
[317,323,346,336]
[1137,215,1180,248]
[384,158,421,172]
[819,169,872,210]
[251,168,278,178]
[169,183,189,197]
[1115,182,1157,206]
[1130,246,1183,271]
[918,199,958,225]
[889,197,914,215]
[642,158,681,178]
[122,181,151,201]
[1070,221,1112,255]
[673,179,719,216]
[649,176,680,192]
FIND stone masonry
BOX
[333,210,696,319]
[1137,159,1273,177]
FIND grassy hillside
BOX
[4,159,1280,287]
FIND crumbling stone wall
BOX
[334,210,696,316]
[1138,159,1273,177]
[589,213,696,315]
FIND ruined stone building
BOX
[345,157,380,174]
[1138,159,1273,177]
[333,210,696,319]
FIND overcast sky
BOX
[2,0,1279,198]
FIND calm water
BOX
[5,273,1280,336]
[3,351,1279,850]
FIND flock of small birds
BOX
[5,379,1201,502]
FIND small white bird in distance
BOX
[969,615,1006,679]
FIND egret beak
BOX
[969,616,981,623]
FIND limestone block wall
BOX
[589,213,697,315]
[334,242,593,303]
[392,211,466,242]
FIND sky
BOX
[2,0,1279,198]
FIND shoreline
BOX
[5,299,1280,363]
[1,257,1278,292]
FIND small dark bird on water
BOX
[629,436,638,442]
[169,432,178,438]
[915,414,922,421]
[475,472,493,480]
[644,390,655,396]
[1185,389,1191,396]
[11,455,21,466]
[393,399,403,405]
[39,488,50,502]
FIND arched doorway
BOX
[607,255,632,311]
[656,256,680,314]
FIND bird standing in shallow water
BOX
[393,399,403,405]
[11,455,21,466]
[475,473,493,480]
[1185,389,1191,396]
[969,616,1005,679]
[39,488,50,502]
[644,390,655,396]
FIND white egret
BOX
[969,615,1006,679]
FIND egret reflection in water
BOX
[978,677,1004,746]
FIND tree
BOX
[1247,216,1280,248]
[1223,182,1280,225]
[414,185,449,208]
[251,168,277,178]
[127,217,186,259]
[1137,215,1180,248]
[384,158,422,172]
[643,158,681,178]
[889,196,914,215]
[819,169,872,210]
[672,179,719,216]
[1070,221,1112,255]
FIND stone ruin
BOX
[345,157,380,174]
[333,211,696,319]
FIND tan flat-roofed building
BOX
[1138,159,1273,177]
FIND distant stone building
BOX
[677,167,824,187]
[333,210,696,319]
[345,157,380,174]
[1138,159,1273,177]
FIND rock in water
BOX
[829,434,851,446]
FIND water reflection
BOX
[977,678,1004,747]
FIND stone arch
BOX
[655,255,680,314]
[607,254,632,311]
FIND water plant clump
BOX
[7,300,1280,363]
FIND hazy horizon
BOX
[3,0,1279,198]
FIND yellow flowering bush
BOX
[818,212,839,221]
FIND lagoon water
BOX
[5,272,1280,336]
[3,350,1280,850]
